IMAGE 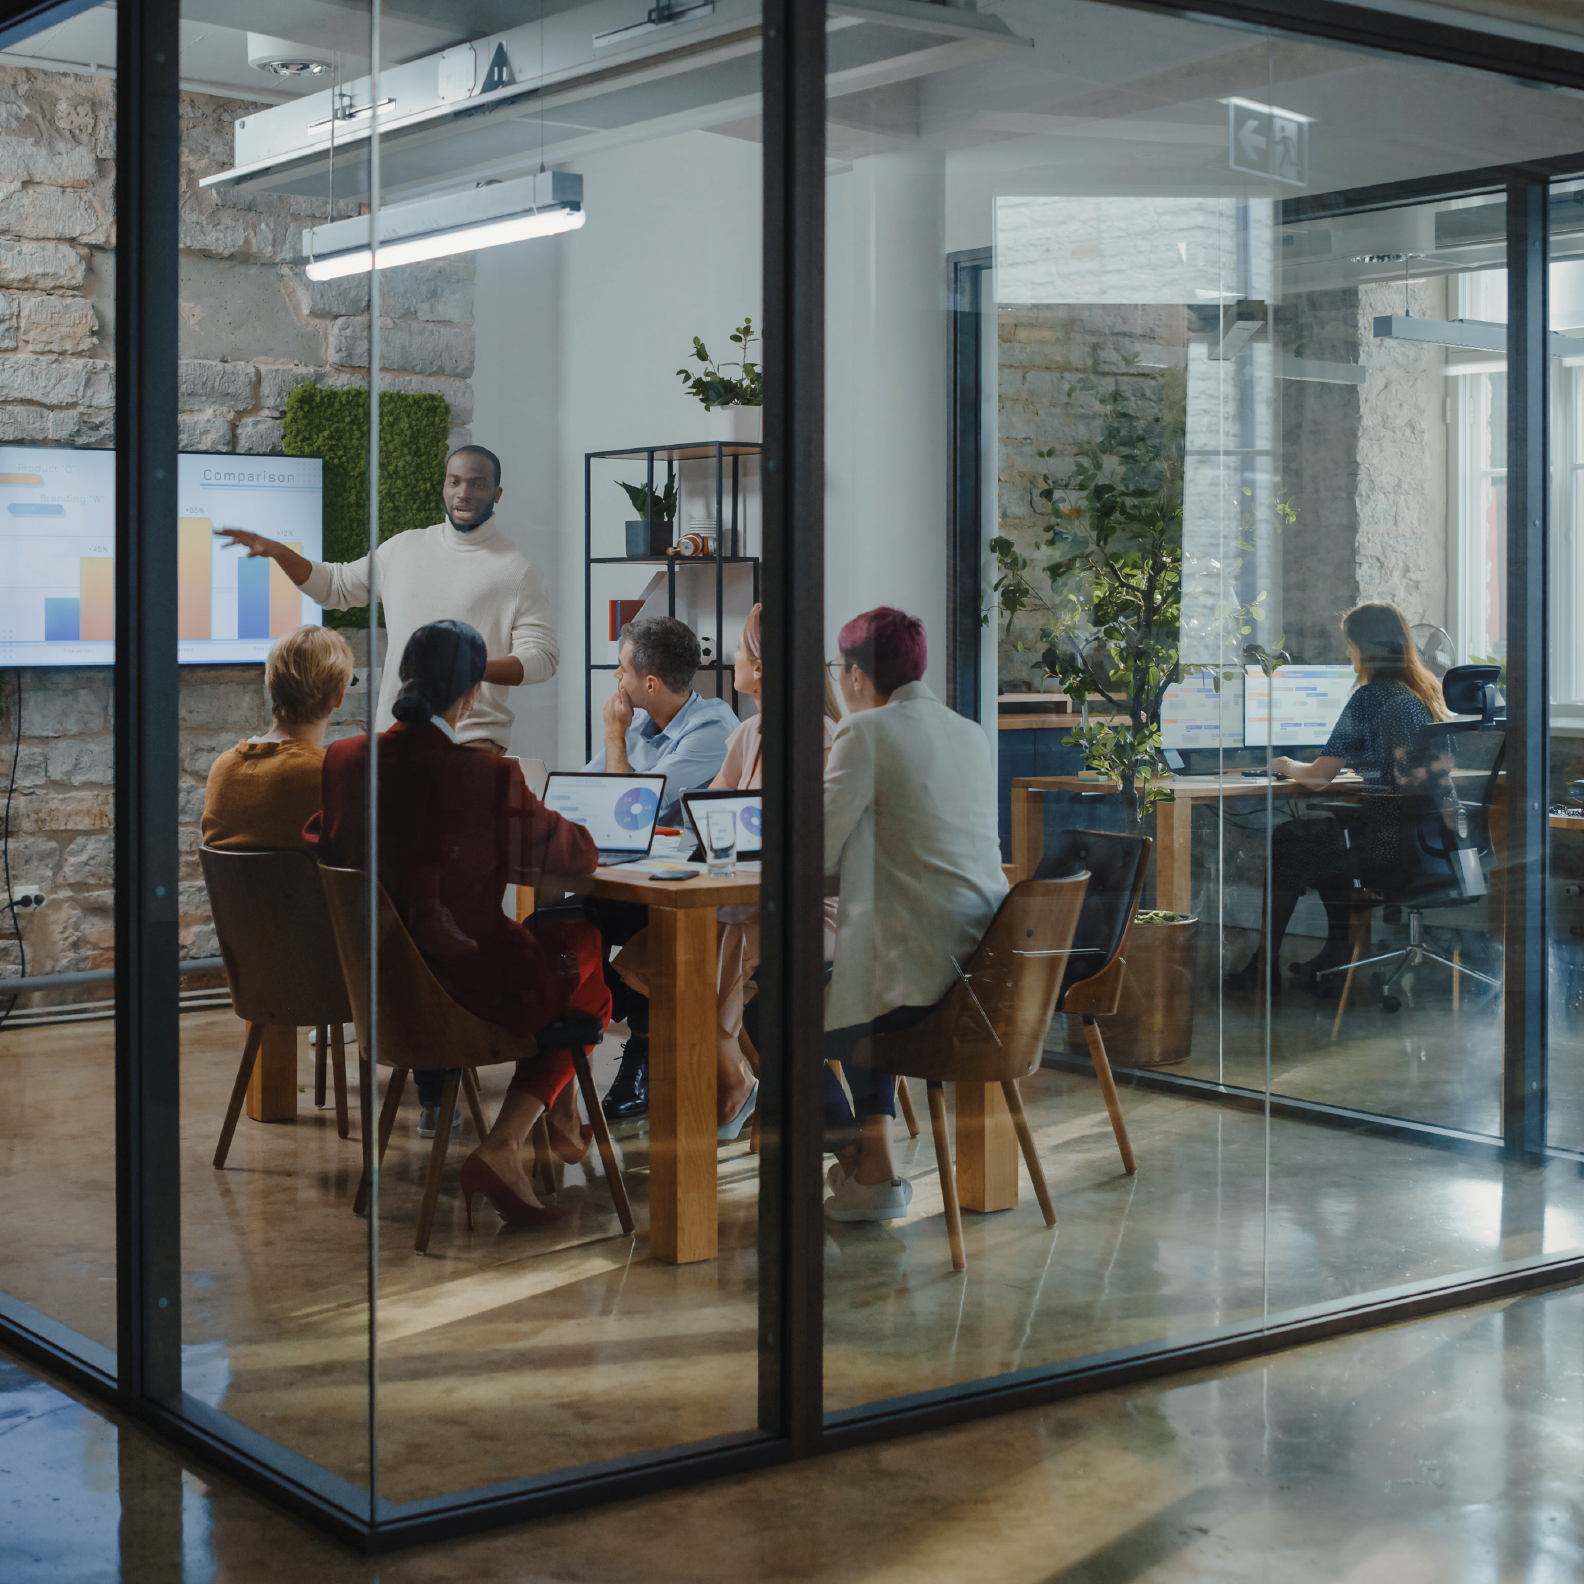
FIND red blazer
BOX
[305,722,599,1038]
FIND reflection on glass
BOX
[823,0,1584,1418]
[0,11,118,1361]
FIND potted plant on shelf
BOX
[676,316,762,441]
[617,475,679,557]
[991,360,1292,1065]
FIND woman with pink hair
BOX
[822,607,1007,1223]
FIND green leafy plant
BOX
[990,361,1292,828]
[282,384,451,629]
[676,317,762,410]
[617,475,679,525]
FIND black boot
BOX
[602,1036,649,1121]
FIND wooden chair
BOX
[318,865,634,1255]
[1035,829,1153,1178]
[200,846,353,1169]
[850,873,1089,1271]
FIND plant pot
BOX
[1089,915,1199,1067]
[626,519,673,557]
[703,404,761,444]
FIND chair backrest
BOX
[1033,828,1151,1011]
[853,873,1089,1084]
[317,864,533,1072]
[198,846,353,1028]
[1381,719,1505,905]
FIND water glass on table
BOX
[705,808,738,876]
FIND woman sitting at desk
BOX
[610,603,843,1138]
[822,607,1007,1223]
[307,619,610,1230]
[1226,600,1447,994]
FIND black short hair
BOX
[621,616,700,694]
[446,444,502,486]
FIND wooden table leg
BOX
[245,1023,298,1123]
[1010,784,1044,883]
[1154,796,1193,915]
[648,905,719,1263]
[955,1081,1019,1212]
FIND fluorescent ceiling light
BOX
[1218,95,1316,124]
[304,171,582,280]
[1443,359,1506,376]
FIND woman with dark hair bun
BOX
[308,621,609,1230]
[1226,599,1448,995]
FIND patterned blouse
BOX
[1321,679,1435,871]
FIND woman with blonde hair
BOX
[612,603,841,1137]
[1226,600,1447,994]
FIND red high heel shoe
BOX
[459,1155,571,1230]
[549,1120,594,1165]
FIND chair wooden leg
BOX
[460,1067,490,1140]
[330,1024,350,1140]
[354,1067,407,1217]
[314,1026,328,1107]
[214,1022,266,1169]
[414,1070,460,1255]
[1452,946,1461,1013]
[573,1047,635,1235]
[749,1104,761,1155]
[1001,1080,1056,1228]
[926,1081,966,1273]
[1082,1019,1136,1175]
[1330,945,1362,1042]
[896,1076,920,1139]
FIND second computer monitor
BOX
[1160,670,1246,749]
[1244,664,1356,747]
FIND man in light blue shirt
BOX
[585,615,737,1121]
[585,616,737,824]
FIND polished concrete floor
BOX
[4,1281,1582,1581]
[4,1001,1584,1508]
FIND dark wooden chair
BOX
[1034,829,1153,1177]
[848,873,1089,1271]
[318,865,634,1255]
[199,846,353,1169]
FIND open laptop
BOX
[682,789,763,860]
[512,756,548,798]
[541,771,666,865]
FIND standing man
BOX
[216,445,556,753]
[585,615,737,1119]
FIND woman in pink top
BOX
[613,604,839,1138]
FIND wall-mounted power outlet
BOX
[6,880,46,910]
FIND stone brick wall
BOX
[0,60,473,1005]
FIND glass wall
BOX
[820,0,1584,1415]
[6,0,1584,1543]
[0,3,119,1367]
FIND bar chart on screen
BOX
[0,449,326,665]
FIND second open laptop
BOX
[540,771,667,865]
[681,789,763,860]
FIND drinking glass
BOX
[705,808,739,876]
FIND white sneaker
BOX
[823,1173,913,1223]
[417,1102,462,1139]
[825,1161,848,1195]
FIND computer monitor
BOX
[1244,664,1356,747]
[1160,670,1245,749]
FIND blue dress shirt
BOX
[585,691,739,822]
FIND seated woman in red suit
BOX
[306,619,609,1230]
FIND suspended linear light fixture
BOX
[303,171,583,281]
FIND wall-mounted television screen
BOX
[0,447,324,667]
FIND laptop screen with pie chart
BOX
[541,772,666,863]
[681,790,763,859]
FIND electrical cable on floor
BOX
[0,669,24,1032]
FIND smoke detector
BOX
[247,34,334,78]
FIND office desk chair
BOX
[1317,665,1505,1023]
[200,846,353,1168]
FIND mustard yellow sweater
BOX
[202,739,324,853]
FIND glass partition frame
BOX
[0,0,1582,1550]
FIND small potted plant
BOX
[676,317,762,441]
[617,475,679,557]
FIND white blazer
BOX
[824,681,1008,1030]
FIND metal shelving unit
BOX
[584,440,761,758]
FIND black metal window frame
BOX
[0,0,1579,1553]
